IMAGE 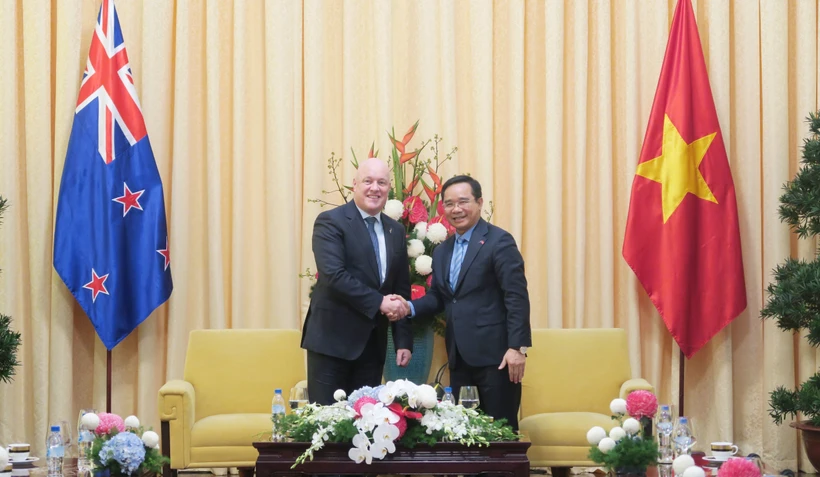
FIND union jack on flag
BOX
[54,0,173,350]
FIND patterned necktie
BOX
[449,237,466,291]
[364,217,383,284]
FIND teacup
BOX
[711,441,739,460]
[6,444,30,462]
[1,462,12,477]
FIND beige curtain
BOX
[0,0,817,471]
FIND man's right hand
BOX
[380,295,409,320]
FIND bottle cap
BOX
[679,417,688,423]
[445,387,452,393]
[275,389,282,394]
[661,405,670,410]
[51,426,60,432]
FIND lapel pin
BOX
[480,240,485,245]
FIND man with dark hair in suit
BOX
[301,158,413,406]
[391,175,531,430]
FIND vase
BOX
[613,467,648,477]
[641,416,653,438]
[791,420,820,470]
[383,324,435,384]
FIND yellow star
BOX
[636,114,718,223]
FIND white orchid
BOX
[378,386,397,405]
[348,433,372,464]
[358,402,399,433]
[370,424,400,459]
[383,200,404,221]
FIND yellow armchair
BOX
[519,328,653,476]
[158,329,306,477]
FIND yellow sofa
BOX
[519,328,654,476]
[158,329,306,477]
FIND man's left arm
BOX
[391,224,414,361]
[493,232,531,351]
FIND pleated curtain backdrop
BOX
[0,0,818,471]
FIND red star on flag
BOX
[83,268,110,302]
[157,237,171,271]
[112,182,144,216]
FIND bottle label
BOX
[47,446,64,458]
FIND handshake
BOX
[380,294,410,321]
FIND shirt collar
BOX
[355,204,382,223]
[455,222,478,243]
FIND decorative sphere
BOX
[683,466,707,477]
[333,389,347,402]
[142,431,160,448]
[587,426,607,445]
[673,454,696,475]
[622,417,641,434]
[81,413,101,431]
[598,437,617,453]
[610,398,627,415]
[124,415,140,429]
[609,426,626,441]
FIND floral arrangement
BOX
[279,379,519,467]
[587,391,660,473]
[80,412,168,476]
[671,454,761,477]
[306,122,470,336]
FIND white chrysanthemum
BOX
[597,437,616,453]
[414,255,433,275]
[407,239,425,258]
[673,454,696,475]
[142,431,159,448]
[682,466,706,477]
[124,415,140,429]
[586,426,607,445]
[0,447,8,471]
[384,200,404,221]
[333,389,347,402]
[81,412,101,431]
[609,426,626,441]
[622,417,641,434]
[426,223,448,244]
[414,222,428,240]
[610,398,627,415]
[416,384,439,409]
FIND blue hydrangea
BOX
[347,385,384,406]
[98,432,146,475]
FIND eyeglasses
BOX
[443,199,473,210]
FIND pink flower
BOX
[411,285,426,300]
[426,274,432,288]
[353,396,378,416]
[95,412,125,435]
[626,390,658,419]
[718,458,761,477]
[403,197,428,224]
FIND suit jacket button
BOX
[452,299,457,303]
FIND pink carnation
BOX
[95,412,125,435]
[626,390,658,419]
[718,458,761,477]
[403,197,428,224]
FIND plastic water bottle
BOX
[271,389,286,442]
[656,404,674,463]
[77,426,94,472]
[46,425,64,476]
[442,387,455,404]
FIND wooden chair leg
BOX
[237,467,254,477]
[160,421,177,477]
[551,467,572,477]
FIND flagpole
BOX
[107,350,112,412]
[678,350,685,416]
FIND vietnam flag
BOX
[622,0,746,358]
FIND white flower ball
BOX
[416,384,439,409]
[610,398,627,415]
[597,437,616,453]
[81,412,101,431]
[414,222,428,240]
[124,415,140,429]
[682,466,706,477]
[0,447,8,470]
[333,389,347,402]
[609,426,626,441]
[622,417,641,434]
[142,431,160,448]
[586,426,607,445]
[672,454,696,475]
[407,239,425,258]
[426,223,448,244]
[414,255,433,275]
[384,200,404,221]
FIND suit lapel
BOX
[345,201,380,283]
[442,235,456,291]
[454,219,488,295]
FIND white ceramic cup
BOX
[710,441,739,460]
[6,444,29,463]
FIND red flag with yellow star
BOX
[622,0,746,358]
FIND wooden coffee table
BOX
[253,440,531,476]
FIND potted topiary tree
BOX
[0,196,21,384]
[761,112,820,469]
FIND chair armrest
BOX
[158,380,196,469]
[295,380,307,389]
[619,378,654,398]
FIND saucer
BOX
[10,458,38,466]
[703,456,730,463]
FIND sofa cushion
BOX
[519,412,615,446]
[191,413,271,447]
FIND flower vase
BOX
[641,416,653,439]
[384,324,435,384]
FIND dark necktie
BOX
[364,216,383,284]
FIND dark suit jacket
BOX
[301,200,413,362]
[412,218,530,368]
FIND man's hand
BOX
[396,348,412,367]
[498,348,526,383]
[380,295,409,320]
